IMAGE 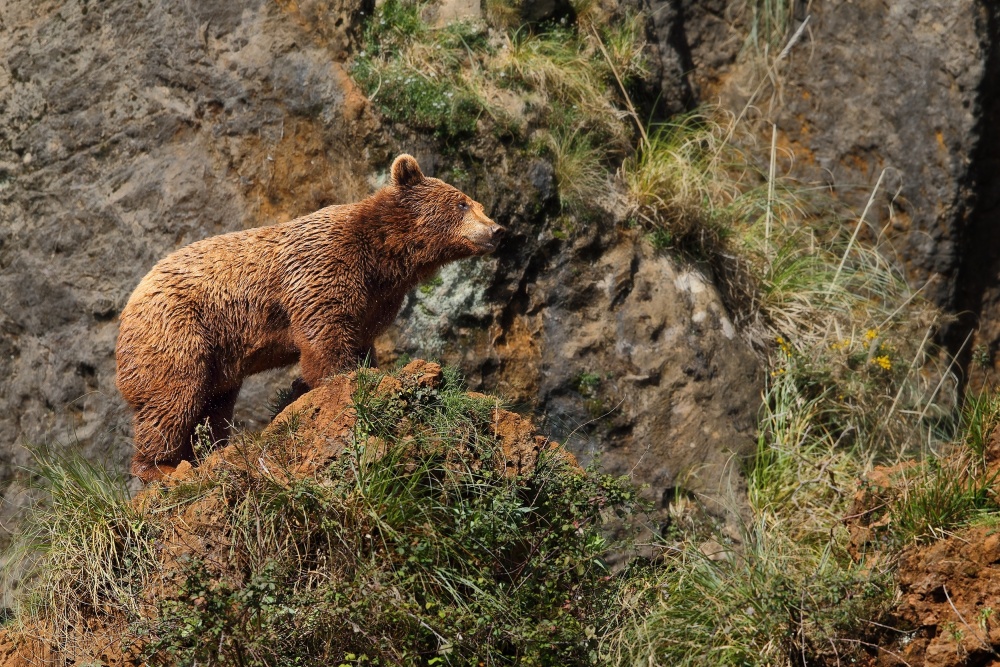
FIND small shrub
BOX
[351,2,490,138]
[352,58,484,138]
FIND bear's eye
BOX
[458,201,470,212]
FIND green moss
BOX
[418,274,444,295]
[352,59,483,138]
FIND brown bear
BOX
[116,154,504,482]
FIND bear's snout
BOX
[488,223,505,243]
[461,213,506,254]
[478,222,505,252]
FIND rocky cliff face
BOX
[670,0,999,382]
[0,0,375,522]
[3,0,998,543]
[0,0,761,540]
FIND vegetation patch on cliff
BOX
[351,0,645,213]
[2,362,639,666]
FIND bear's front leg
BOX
[298,337,359,388]
[130,392,204,483]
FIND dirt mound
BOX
[0,360,580,666]
[885,525,1000,666]
[261,360,570,479]
[845,431,1000,666]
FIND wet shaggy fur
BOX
[116,154,504,482]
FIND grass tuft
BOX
[745,0,796,52]
[544,126,610,210]
[351,0,645,211]
[3,448,158,651]
[604,524,890,666]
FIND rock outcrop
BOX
[888,525,1000,666]
[763,1,989,317]
[655,0,999,381]
[844,429,1000,666]
[386,230,760,520]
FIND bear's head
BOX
[390,154,505,259]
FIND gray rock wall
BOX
[652,0,998,381]
[0,0,372,512]
[949,3,1000,385]
[535,237,759,516]
[771,1,987,309]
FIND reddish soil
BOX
[847,433,1000,666]
[883,524,1000,667]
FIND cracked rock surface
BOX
[0,0,373,539]
[0,0,764,554]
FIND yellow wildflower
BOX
[830,339,851,352]
[871,355,891,371]
[864,328,878,342]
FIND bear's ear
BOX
[391,154,424,188]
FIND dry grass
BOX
[544,126,611,210]
[3,448,158,655]
[352,0,646,203]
